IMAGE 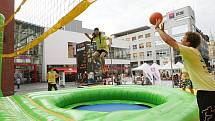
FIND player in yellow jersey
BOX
[155,19,215,120]
[85,28,112,73]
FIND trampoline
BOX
[74,103,150,112]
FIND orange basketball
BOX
[149,12,163,25]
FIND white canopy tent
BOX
[132,63,150,71]
[150,63,162,69]
[175,62,184,69]
[132,63,161,85]
[132,63,153,83]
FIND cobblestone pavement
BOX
[14,80,173,95]
[14,82,78,95]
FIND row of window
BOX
[132,42,152,49]
[125,24,190,42]
[132,50,171,59]
[126,33,151,41]
[132,51,152,58]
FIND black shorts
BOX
[96,49,108,57]
[197,90,215,121]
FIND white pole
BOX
[110,46,114,85]
[170,47,174,88]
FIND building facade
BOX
[42,29,130,82]
[63,20,94,34]
[112,26,154,68]
[112,6,209,68]
[15,20,130,83]
[14,20,44,83]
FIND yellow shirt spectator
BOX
[47,71,58,84]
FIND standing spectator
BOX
[162,72,166,80]
[47,67,59,91]
[116,74,121,85]
[83,71,88,84]
[173,74,180,87]
[14,70,23,89]
[141,74,145,85]
[166,71,170,79]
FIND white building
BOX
[112,26,155,68]
[112,6,209,68]
[42,29,130,82]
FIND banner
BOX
[151,67,161,85]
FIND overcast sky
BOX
[16,0,215,38]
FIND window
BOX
[126,38,130,41]
[68,42,76,58]
[145,33,151,38]
[132,45,137,49]
[156,52,167,56]
[139,43,144,48]
[146,42,151,47]
[156,50,170,57]
[138,35,143,39]
[132,36,137,41]
[133,53,138,58]
[147,51,152,57]
[155,40,165,46]
[139,52,144,57]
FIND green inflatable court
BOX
[0,86,199,121]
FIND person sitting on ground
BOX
[181,69,194,94]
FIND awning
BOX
[54,67,77,73]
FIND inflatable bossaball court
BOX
[0,85,199,121]
[0,0,200,120]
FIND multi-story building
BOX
[15,20,130,83]
[163,6,209,65]
[42,20,130,82]
[112,6,209,68]
[63,20,94,34]
[14,20,44,83]
[112,26,154,68]
[42,29,130,82]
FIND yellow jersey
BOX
[93,34,109,52]
[47,71,58,84]
[178,44,215,90]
